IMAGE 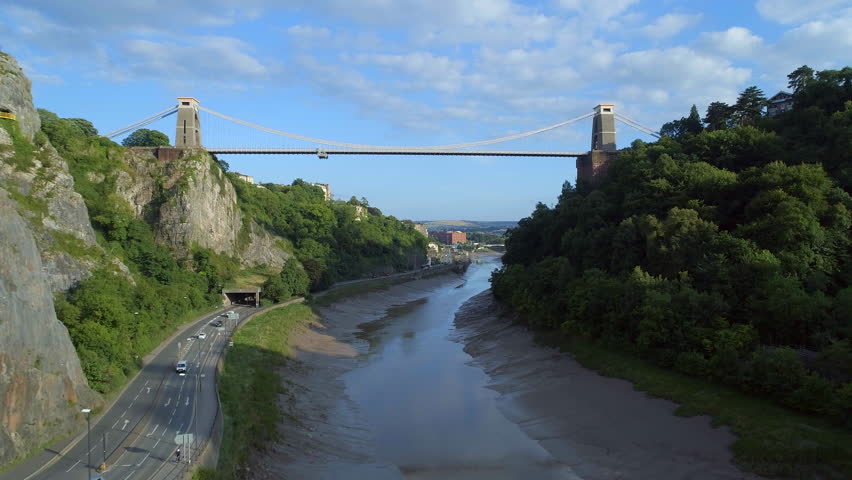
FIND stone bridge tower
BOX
[175,97,202,147]
[577,104,617,185]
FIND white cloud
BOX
[119,36,270,86]
[699,27,764,57]
[349,52,466,93]
[755,0,850,24]
[641,13,703,39]
[770,15,852,70]
[556,0,640,23]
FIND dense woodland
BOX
[30,111,425,393]
[492,66,852,422]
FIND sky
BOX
[1,0,851,221]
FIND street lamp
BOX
[81,408,92,480]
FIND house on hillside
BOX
[767,91,794,116]
[234,172,255,184]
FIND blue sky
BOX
[2,0,851,220]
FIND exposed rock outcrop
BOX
[0,52,40,141]
[1,50,132,293]
[117,148,289,267]
[0,187,101,465]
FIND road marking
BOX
[146,387,151,394]
[185,396,190,406]
[121,409,127,418]
[123,470,135,480]
[153,438,160,448]
[122,464,133,467]
[137,452,150,466]
[122,419,129,430]
[144,380,149,386]
[134,394,139,401]
[65,459,81,472]
[113,418,120,428]
[147,424,159,437]
[164,397,171,407]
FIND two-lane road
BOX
[33,306,251,480]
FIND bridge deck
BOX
[206,148,585,157]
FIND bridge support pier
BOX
[576,150,617,185]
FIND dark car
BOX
[211,319,224,327]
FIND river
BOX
[342,256,580,479]
[253,255,750,480]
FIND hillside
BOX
[492,66,852,476]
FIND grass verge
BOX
[195,304,313,480]
[547,333,852,479]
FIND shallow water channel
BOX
[342,258,581,479]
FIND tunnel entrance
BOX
[222,287,261,307]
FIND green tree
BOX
[703,102,732,131]
[787,65,815,94]
[122,128,170,147]
[732,86,767,126]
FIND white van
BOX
[176,360,187,373]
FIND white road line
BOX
[137,452,150,466]
[144,380,149,386]
[65,459,81,472]
[122,419,130,430]
[124,468,137,479]
[164,397,171,407]
[134,394,139,401]
[121,409,127,418]
[146,386,151,394]
[147,424,159,437]
[112,418,121,428]
[185,396,190,406]
[153,438,161,448]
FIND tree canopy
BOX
[121,128,170,147]
[493,65,852,425]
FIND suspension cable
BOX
[198,106,595,150]
[104,106,178,138]
[614,113,660,138]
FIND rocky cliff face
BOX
[117,148,288,267]
[0,187,101,465]
[0,54,130,292]
[0,52,39,141]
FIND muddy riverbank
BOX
[246,259,755,479]
[453,290,758,480]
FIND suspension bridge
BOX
[104,98,660,183]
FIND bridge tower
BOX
[577,104,617,185]
[175,97,202,147]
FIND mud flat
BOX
[452,290,759,480]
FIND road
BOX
[32,306,251,480]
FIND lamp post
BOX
[81,408,92,480]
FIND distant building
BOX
[767,91,794,116]
[234,172,254,184]
[430,230,467,245]
[353,205,367,221]
[414,223,429,237]
[309,182,332,200]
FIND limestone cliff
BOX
[0,187,101,465]
[0,53,131,292]
[116,148,289,267]
[0,52,39,141]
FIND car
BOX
[176,360,187,373]
[197,332,207,339]
[211,320,224,327]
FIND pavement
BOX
[2,306,253,480]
